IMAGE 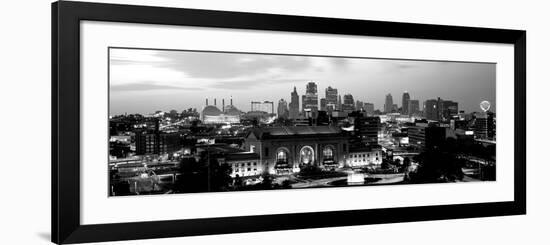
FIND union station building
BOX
[243,126,354,175]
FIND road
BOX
[289,173,405,188]
[291,176,348,188]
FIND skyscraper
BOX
[439,99,459,121]
[487,111,496,140]
[475,113,489,139]
[277,99,289,119]
[402,91,410,115]
[289,86,300,119]
[354,116,381,145]
[356,100,364,112]
[364,103,375,116]
[320,98,327,111]
[408,100,420,116]
[303,82,319,117]
[325,86,338,112]
[342,94,355,113]
[424,99,438,120]
[384,94,393,113]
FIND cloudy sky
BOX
[109,48,496,115]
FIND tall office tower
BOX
[487,111,496,140]
[384,94,393,113]
[402,91,410,115]
[277,99,289,119]
[440,100,459,121]
[303,82,319,117]
[354,116,381,145]
[325,86,338,112]
[320,98,327,111]
[337,95,342,111]
[342,94,355,113]
[424,99,439,120]
[364,103,375,116]
[408,100,420,116]
[289,86,300,119]
[475,114,489,139]
[356,100,364,112]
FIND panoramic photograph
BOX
[108,47,497,196]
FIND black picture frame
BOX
[52,1,526,244]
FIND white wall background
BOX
[0,0,547,244]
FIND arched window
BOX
[299,146,314,165]
[323,147,334,159]
[276,150,288,163]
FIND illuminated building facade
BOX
[202,98,241,124]
[243,126,350,175]
[347,145,383,167]
[224,152,264,178]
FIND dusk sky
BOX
[109,48,496,116]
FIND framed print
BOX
[52,1,526,244]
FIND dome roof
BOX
[224,105,241,116]
[202,105,222,116]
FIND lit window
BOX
[277,150,288,164]
[323,147,334,159]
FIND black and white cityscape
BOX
[108,48,496,196]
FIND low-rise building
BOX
[243,126,350,175]
[224,152,263,178]
[347,145,383,168]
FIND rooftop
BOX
[225,152,260,161]
[247,126,345,140]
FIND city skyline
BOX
[109,48,496,115]
[109,47,497,197]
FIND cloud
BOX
[150,51,313,79]
[110,82,204,92]
[210,78,307,90]
[397,64,415,69]
[330,58,350,68]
